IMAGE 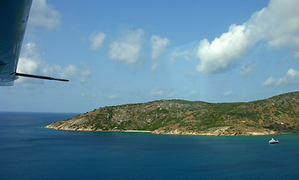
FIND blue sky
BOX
[1,0,299,113]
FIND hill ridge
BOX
[43,91,299,136]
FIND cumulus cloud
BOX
[108,29,144,65]
[17,43,42,84]
[89,31,106,50]
[42,63,91,83]
[240,61,257,76]
[29,0,61,29]
[17,42,91,85]
[276,68,299,86]
[196,0,299,74]
[150,35,170,72]
[17,43,41,75]
[263,0,299,57]
[151,35,170,60]
[197,24,258,74]
[262,68,299,86]
[262,76,275,86]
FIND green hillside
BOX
[44,91,299,136]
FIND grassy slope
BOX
[47,91,299,135]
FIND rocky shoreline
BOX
[42,125,276,136]
[152,127,276,136]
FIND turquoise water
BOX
[0,112,299,179]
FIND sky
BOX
[1,0,299,113]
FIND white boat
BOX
[269,138,279,144]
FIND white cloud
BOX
[262,76,275,86]
[263,0,299,57]
[59,65,77,78]
[108,29,144,65]
[197,24,258,74]
[276,68,299,86]
[262,68,299,86]
[29,0,61,29]
[18,59,39,74]
[17,42,91,85]
[17,43,41,75]
[89,31,106,50]
[196,0,299,74]
[42,63,91,83]
[16,43,42,84]
[169,48,192,63]
[150,35,170,72]
[78,68,91,83]
[240,61,257,76]
[151,35,170,60]
[222,90,234,96]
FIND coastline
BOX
[123,130,152,133]
[42,125,277,136]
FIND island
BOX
[43,91,299,136]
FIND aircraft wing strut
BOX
[15,73,69,82]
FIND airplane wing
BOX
[0,0,68,86]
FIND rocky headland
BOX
[43,91,299,136]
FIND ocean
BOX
[0,112,299,180]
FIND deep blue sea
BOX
[1,112,299,180]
